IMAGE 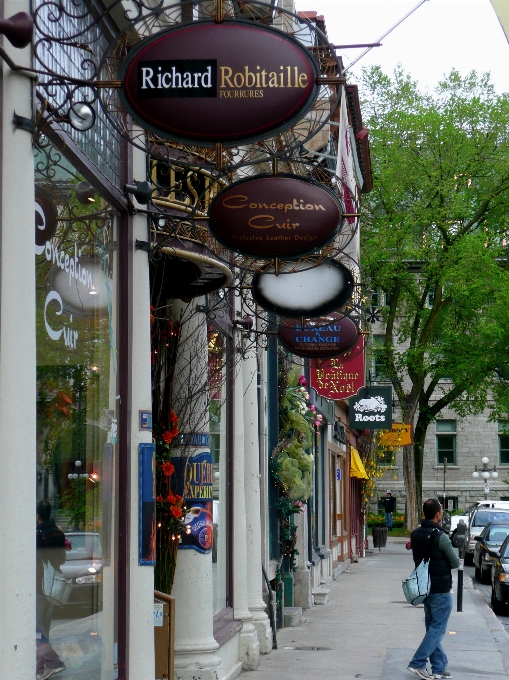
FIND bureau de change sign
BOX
[208,175,343,258]
[120,21,319,146]
[349,386,392,430]
[279,314,358,358]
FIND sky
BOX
[294,0,509,93]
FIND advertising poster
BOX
[172,450,214,554]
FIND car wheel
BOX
[491,586,505,615]
[475,564,482,581]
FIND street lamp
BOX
[472,456,499,500]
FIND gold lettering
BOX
[220,66,233,88]
[299,73,308,88]
[268,72,278,87]
[222,194,248,209]
[248,215,274,229]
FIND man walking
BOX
[380,490,396,530]
[407,498,459,680]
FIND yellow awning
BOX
[350,447,368,479]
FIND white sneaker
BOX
[434,672,452,679]
[408,667,433,680]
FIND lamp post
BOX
[472,456,499,500]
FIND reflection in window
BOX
[35,141,118,680]
[208,328,228,614]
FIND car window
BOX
[486,526,509,542]
[473,511,509,527]
[65,533,102,560]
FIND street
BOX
[465,563,509,636]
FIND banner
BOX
[310,335,365,400]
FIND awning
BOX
[350,446,368,479]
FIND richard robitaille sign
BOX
[120,21,319,146]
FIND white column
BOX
[0,4,36,678]
[172,299,224,680]
[243,350,272,653]
[232,343,260,670]
[127,134,156,679]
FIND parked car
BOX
[488,534,509,615]
[472,522,509,583]
[56,532,103,616]
[466,508,509,564]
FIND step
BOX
[312,587,330,605]
[283,606,303,627]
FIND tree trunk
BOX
[403,444,419,530]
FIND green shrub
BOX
[367,512,405,528]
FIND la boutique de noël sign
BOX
[120,21,319,146]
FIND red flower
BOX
[167,492,176,504]
[169,410,178,424]
[169,426,179,439]
[170,506,183,519]
[162,431,173,444]
[156,496,163,503]
[161,462,175,477]
[174,494,183,505]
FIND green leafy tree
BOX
[360,67,509,528]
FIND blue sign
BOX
[139,443,156,565]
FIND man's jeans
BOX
[409,591,453,674]
[385,512,393,528]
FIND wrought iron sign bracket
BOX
[135,240,151,252]
[13,111,34,133]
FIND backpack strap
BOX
[423,529,439,563]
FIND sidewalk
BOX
[242,538,509,680]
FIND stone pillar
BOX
[293,509,312,609]
[171,299,224,680]
[243,351,273,653]
[0,3,36,677]
[232,342,260,670]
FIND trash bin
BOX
[372,526,388,550]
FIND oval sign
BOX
[251,260,354,319]
[208,174,342,258]
[35,186,57,249]
[279,314,358,358]
[120,21,319,147]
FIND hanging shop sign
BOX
[378,423,413,447]
[251,259,354,319]
[120,21,319,146]
[279,313,358,359]
[152,247,233,301]
[349,386,392,430]
[171,450,214,554]
[208,174,343,258]
[310,335,365,399]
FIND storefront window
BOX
[35,141,119,680]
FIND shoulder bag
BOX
[402,529,438,606]
[42,559,73,607]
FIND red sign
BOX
[208,174,342,258]
[279,314,357,358]
[120,21,319,147]
[310,336,365,400]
